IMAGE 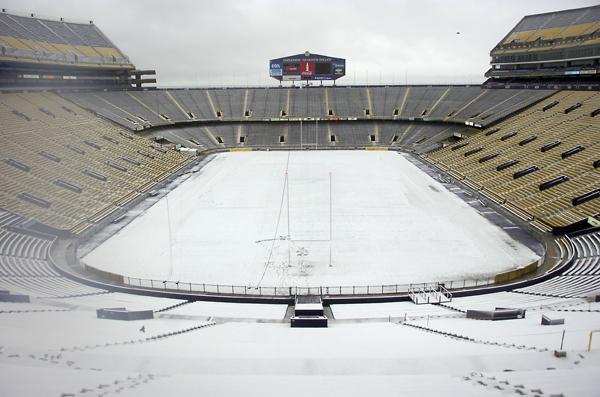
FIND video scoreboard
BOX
[269,51,345,81]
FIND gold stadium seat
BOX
[428,91,600,231]
[0,92,193,233]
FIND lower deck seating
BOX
[515,275,600,298]
[516,231,600,298]
[0,210,106,298]
[0,275,103,298]
[0,230,51,259]
[0,92,194,233]
[425,91,600,229]
[154,121,472,153]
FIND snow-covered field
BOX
[82,151,539,287]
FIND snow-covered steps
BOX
[402,322,548,353]
[60,321,217,353]
[291,295,327,328]
[155,300,192,313]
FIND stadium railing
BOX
[121,277,497,297]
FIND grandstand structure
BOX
[62,85,553,129]
[0,10,154,88]
[485,5,600,88]
[59,86,556,155]
[0,5,599,396]
[57,85,597,235]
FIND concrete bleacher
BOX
[516,231,600,298]
[61,91,159,130]
[62,86,554,129]
[210,88,246,119]
[425,91,600,230]
[154,121,472,152]
[0,209,51,261]
[289,87,327,118]
[0,275,102,298]
[399,86,449,119]
[170,89,221,120]
[517,275,600,298]
[0,230,51,259]
[571,232,600,258]
[370,86,405,117]
[58,86,554,156]
[453,89,553,126]
[0,256,59,277]
[427,87,482,120]
[94,91,164,124]
[326,86,366,118]
[128,90,189,122]
[0,92,193,233]
[0,209,105,298]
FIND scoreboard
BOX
[269,51,345,81]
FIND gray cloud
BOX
[3,0,597,86]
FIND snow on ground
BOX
[0,363,151,397]
[0,309,204,352]
[562,299,600,311]
[107,373,507,397]
[60,322,547,374]
[0,301,63,312]
[443,291,577,312]
[2,302,599,396]
[331,300,451,320]
[40,292,186,312]
[482,367,600,397]
[165,300,287,319]
[82,151,539,288]
[411,310,600,351]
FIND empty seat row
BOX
[570,231,600,257]
[515,275,600,298]
[0,12,130,65]
[61,87,554,129]
[0,92,194,232]
[0,275,103,298]
[425,91,600,229]
[0,255,60,277]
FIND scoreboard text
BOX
[270,52,345,81]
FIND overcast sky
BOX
[3,0,597,87]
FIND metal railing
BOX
[408,284,453,304]
[122,277,495,297]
